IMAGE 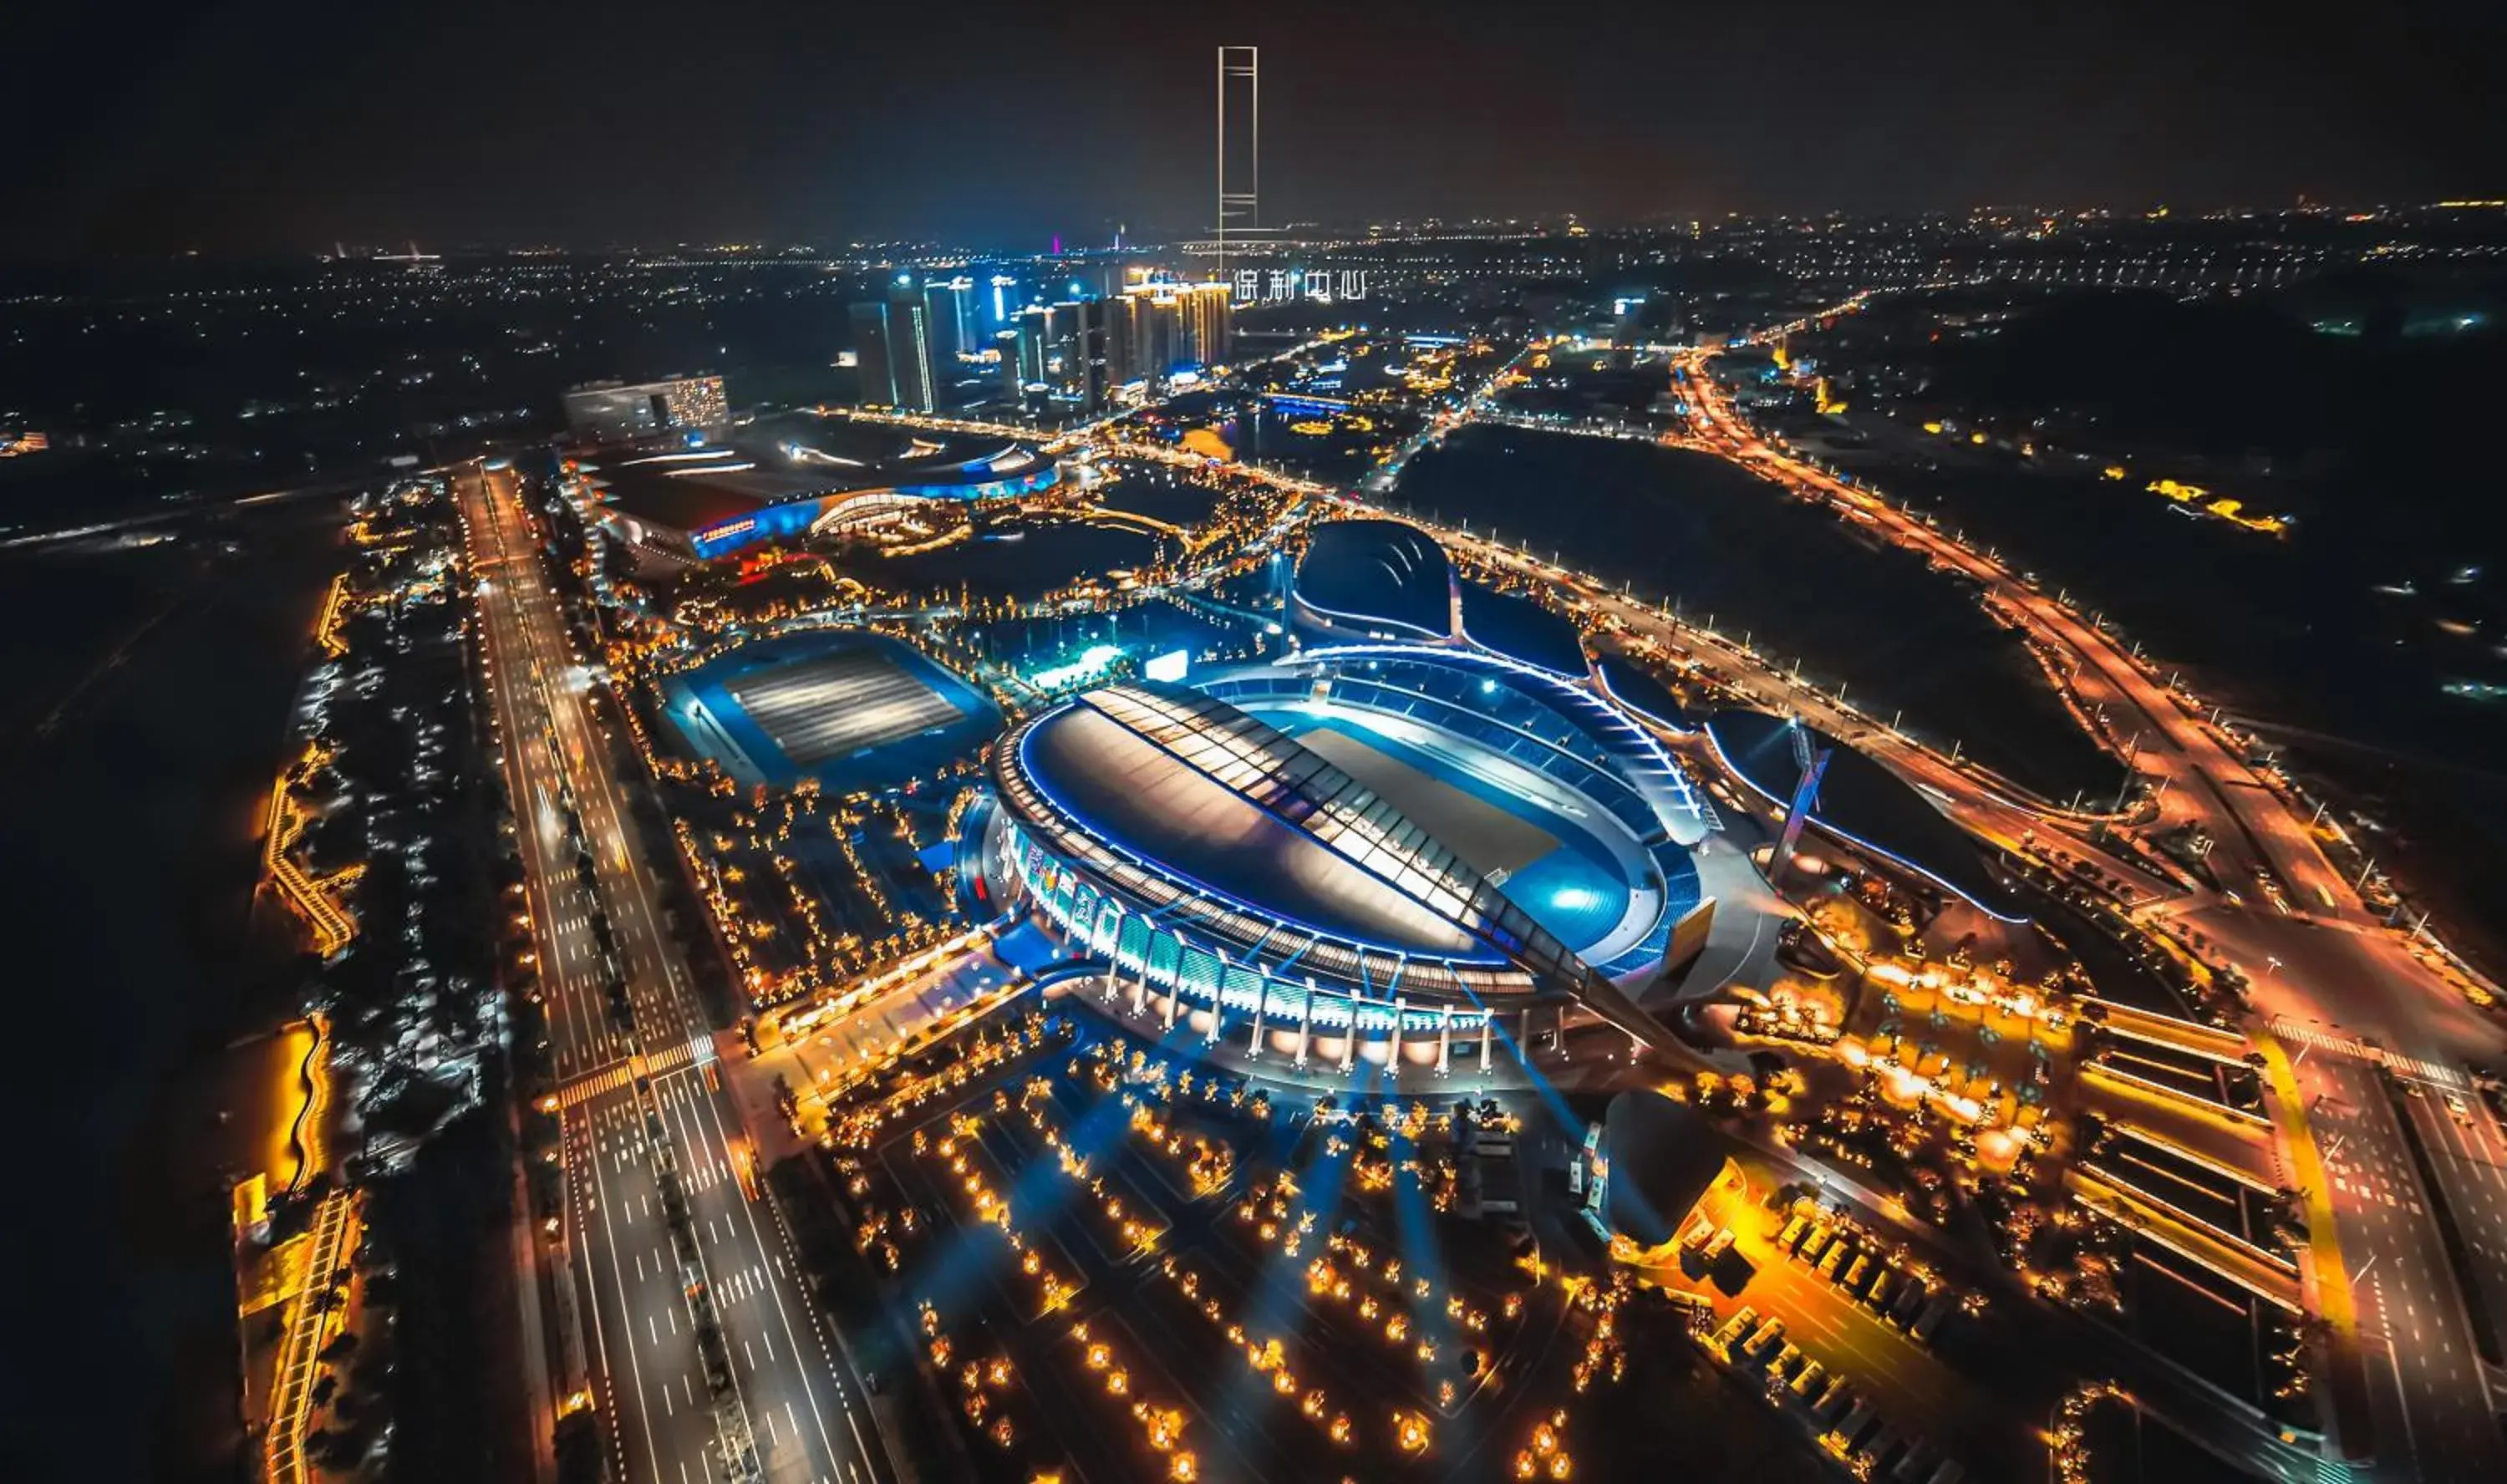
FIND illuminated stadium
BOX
[576,432,1060,564]
[961,646,1723,1083]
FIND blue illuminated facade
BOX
[689,462,1060,561]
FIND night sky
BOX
[9,0,2504,255]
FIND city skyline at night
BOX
[8,8,2507,1484]
[8,1,2505,257]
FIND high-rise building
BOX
[987,273,1021,331]
[1217,46,1260,277]
[562,375,729,441]
[994,328,1024,404]
[850,277,937,412]
[1101,294,1141,392]
[923,276,979,367]
[1177,282,1234,368]
[850,301,899,407]
[1065,300,1111,411]
[1014,304,1055,390]
[886,277,936,412]
[1107,288,1184,394]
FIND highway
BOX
[2301,1054,2506,1481]
[1658,349,2507,1476]
[460,462,887,1484]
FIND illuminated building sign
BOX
[1231,267,1367,304]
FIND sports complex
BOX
[953,516,1755,1085]
[572,422,1060,565]
[659,629,1001,794]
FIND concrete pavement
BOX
[461,463,891,1484]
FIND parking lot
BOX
[1633,1149,2041,1481]
[813,1010,1703,1481]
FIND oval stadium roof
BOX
[999,681,1715,1060]
[1703,709,2028,922]
[1020,694,1487,959]
[1294,519,1455,641]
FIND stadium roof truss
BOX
[997,680,1694,1057]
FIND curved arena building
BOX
[962,645,1721,1081]
[578,437,1060,564]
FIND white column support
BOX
[1387,995,1406,1079]
[1247,984,1267,1060]
[1437,1008,1452,1076]
[1479,1014,1493,1075]
[1340,996,1358,1073]
[1205,949,1228,1044]
[1295,978,1315,1067]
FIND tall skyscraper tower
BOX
[1014,304,1055,390]
[886,276,936,412]
[1178,282,1234,368]
[923,276,979,367]
[1068,299,1111,411]
[1217,45,1259,278]
[987,273,1021,331]
[850,301,898,407]
[994,328,1023,405]
[848,277,938,412]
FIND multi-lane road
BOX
[459,461,889,1484]
[1661,352,2507,1476]
[2296,1051,2506,1481]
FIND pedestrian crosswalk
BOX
[554,1036,710,1106]
[557,1061,634,1106]
[2270,1018,2464,1087]
[646,1035,703,1073]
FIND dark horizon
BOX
[11,0,2504,257]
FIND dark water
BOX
[0,503,344,1481]
[870,521,1160,601]
[1390,426,2123,802]
[1097,473,1218,527]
